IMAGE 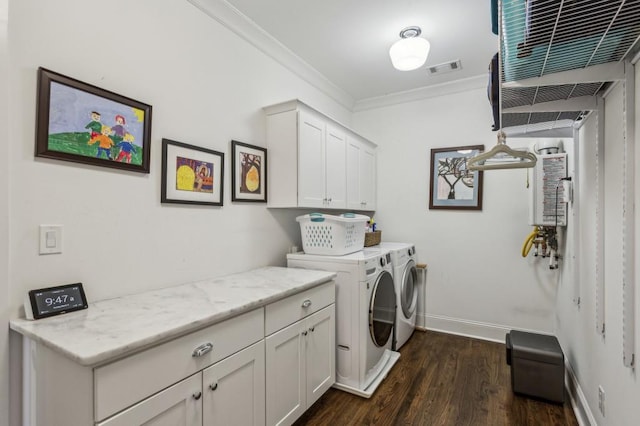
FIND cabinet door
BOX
[202,340,265,426]
[360,144,376,210]
[346,136,362,210]
[266,321,305,426]
[298,110,326,208]
[97,374,202,426]
[325,125,347,208]
[305,304,336,407]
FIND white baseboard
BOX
[565,359,597,426]
[417,313,596,426]
[419,313,514,343]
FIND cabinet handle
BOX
[209,383,218,391]
[302,330,308,336]
[309,326,315,333]
[193,391,202,400]
[328,197,332,203]
[192,342,213,357]
[301,299,312,308]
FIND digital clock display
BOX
[28,283,88,319]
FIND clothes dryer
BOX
[378,242,419,350]
[287,249,400,398]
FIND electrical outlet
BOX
[598,385,605,416]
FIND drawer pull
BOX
[193,391,202,400]
[192,342,213,357]
[209,383,218,391]
[301,299,312,308]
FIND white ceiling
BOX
[223,0,499,102]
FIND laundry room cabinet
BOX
[97,371,203,426]
[264,99,376,211]
[12,267,336,426]
[346,135,377,211]
[201,340,265,425]
[97,341,265,426]
[297,109,347,208]
[265,282,336,426]
[94,309,266,426]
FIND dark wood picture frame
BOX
[231,140,267,202]
[161,139,224,206]
[429,145,484,210]
[35,67,152,173]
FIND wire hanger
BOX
[467,130,537,171]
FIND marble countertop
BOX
[10,266,336,366]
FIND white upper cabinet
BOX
[346,135,376,211]
[264,100,375,211]
[324,124,347,208]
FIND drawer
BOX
[94,307,264,422]
[265,281,335,335]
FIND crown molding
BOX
[353,75,488,112]
[187,0,490,114]
[187,0,355,110]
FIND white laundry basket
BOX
[297,213,370,255]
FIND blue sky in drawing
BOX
[48,82,146,147]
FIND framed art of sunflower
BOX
[231,140,267,202]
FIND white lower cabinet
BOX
[97,373,202,426]
[98,341,265,426]
[265,304,335,426]
[20,281,335,426]
[202,340,266,425]
[304,306,335,406]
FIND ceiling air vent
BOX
[427,60,462,75]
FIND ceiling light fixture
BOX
[389,26,431,71]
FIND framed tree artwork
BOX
[35,67,152,173]
[429,145,484,210]
[231,140,267,202]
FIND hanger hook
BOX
[497,130,507,144]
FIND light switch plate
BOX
[39,225,63,254]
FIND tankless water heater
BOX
[528,153,567,227]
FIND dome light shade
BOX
[389,26,430,71]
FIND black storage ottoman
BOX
[506,330,564,403]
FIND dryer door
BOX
[369,270,395,347]
[401,259,418,319]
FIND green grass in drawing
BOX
[48,132,143,165]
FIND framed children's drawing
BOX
[35,67,152,173]
[231,140,267,202]
[161,139,224,206]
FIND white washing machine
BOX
[287,248,400,398]
[378,242,418,350]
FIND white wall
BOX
[353,88,560,341]
[0,1,9,425]
[3,0,353,424]
[555,65,640,425]
[8,0,353,306]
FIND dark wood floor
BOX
[295,330,578,426]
